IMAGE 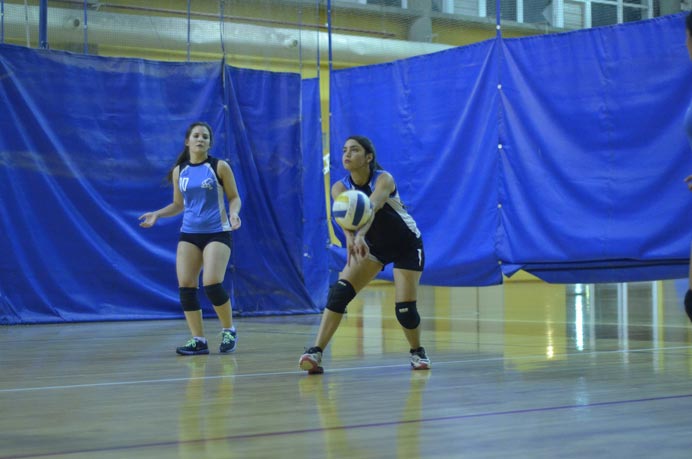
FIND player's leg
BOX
[393,268,423,349]
[299,257,382,374]
[202,239,236,352]
[392,240,429,370]
[176,240,207,355]
[316,257,382,348]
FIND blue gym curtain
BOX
[330,13,692,285]
[2,13,692,324]
[330,41,502,286]
[0,45,326,324]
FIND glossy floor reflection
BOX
[1,279,692,458]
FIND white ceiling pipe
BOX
[2,4,453,65]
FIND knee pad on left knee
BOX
[685,290,692,323]
[395,301,420,329]
[204,283,229,306]
[325,279,356,314]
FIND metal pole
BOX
[327,0,333,73]
[186,0,191,62]
[39,0,47,48]
[83,0,88,54]
[496,0,501,37]
[219,0,226,58]
[23,0,30,47]
[327,0,333,166]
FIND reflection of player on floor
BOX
[397,370,430,457]
[179,357,237,458]
[298,377,366,457]
[300,135,431,374]
[683,12,692,323]
[298,367,429,457]
[139,122,241,355]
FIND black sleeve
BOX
[209,156,224,187]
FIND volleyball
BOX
[332,190,373,231]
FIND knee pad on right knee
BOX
[685,290,692,323]
[395,301,420,329]
[179,287,200,312]
[325,279,356,314]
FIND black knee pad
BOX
[685,290,692,323]
[395,301,420,329]
[325,279,356,314]
[204,283,229,306]
[179,287,200,311]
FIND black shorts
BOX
[179,231,232,250]
[369,237,424,272]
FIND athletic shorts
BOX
[179,231,232,250]
[368,237,424,272]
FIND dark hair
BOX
[687,11,692,36]
[346,135,383,173]
[165,121,214,184]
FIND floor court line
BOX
[3,392,691,459]
[0,344,688,394]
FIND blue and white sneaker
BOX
[219,329,237,353]
[176,338,209,356]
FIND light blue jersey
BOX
[178,156,231,233]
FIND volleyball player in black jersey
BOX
[299,135,431,374]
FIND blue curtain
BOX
[301,78,330,306]
[330,13,692,285]
[0,45,325,324]
[497,15,692,282]
[330,41,503,286]
[2,14,691,324]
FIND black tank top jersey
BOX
[339,170,421,250]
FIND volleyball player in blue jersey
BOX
[682,12,692,323]
[299,135,431,373]
[140,122,242,355]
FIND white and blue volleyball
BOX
[332,190,373,231]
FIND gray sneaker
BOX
[299,347,324,374]
[410,347,431,370]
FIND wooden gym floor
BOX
[2,279,692,458]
